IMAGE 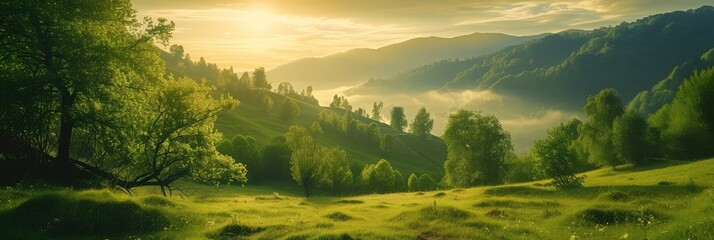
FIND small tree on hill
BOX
[390,106,408,132]
[371,101,384,122]
[411,107,434,138]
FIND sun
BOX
[242,5,275,34]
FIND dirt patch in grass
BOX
[325,211,354,222]
[433,192,446,197]
[420,206,471,222]
[0,194,168,238]
[415,192,425,195]
[334,199,364,204]
[207,223,266,239]
[577,206,666,225]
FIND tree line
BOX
[440,67,714,189]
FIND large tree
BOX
[575,88,625,167]
[410,107,434,138]
[0,0,173,165]
[443,110,513,187]
[0,1,246,193]
[390,106,408,132]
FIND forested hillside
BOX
[350,6,714,110]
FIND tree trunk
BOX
[303,184,310,198]
[56,101,74,165]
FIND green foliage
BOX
[576,88,624,167]
[285,126,323,197]
[533,118,584,189]
[612,111,659,165]
[279,98,301,121]
[360,159,404,193]
[650,67,714,159]
[0,0,245,192]
[321,147,354,192]
[389,106,408,132]
[418,174,437,191]
[260,136,293,181]
[443,110,513,187]
[410,107,434,138]
[217,134,263,181]
[505,153,541,183]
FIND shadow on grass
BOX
[485,184,706,199]
[0,194,168,239]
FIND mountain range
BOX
[347,6,714,112]
[267,32,544,90]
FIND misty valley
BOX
[1,1,714,240]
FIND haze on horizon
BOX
[134,0,710,72]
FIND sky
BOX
[133,0,711,72]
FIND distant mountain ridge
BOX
[348,6,714,111]
[267,32,545,90]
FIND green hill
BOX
[3,157,712,239]
[214,91,447,178]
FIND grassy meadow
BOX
[2,158,712,240]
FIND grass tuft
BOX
[334,199,364,204]
[577,206,666,225]
[325,211,354,222]
[207,223,266,239]
[420,206,471,221]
